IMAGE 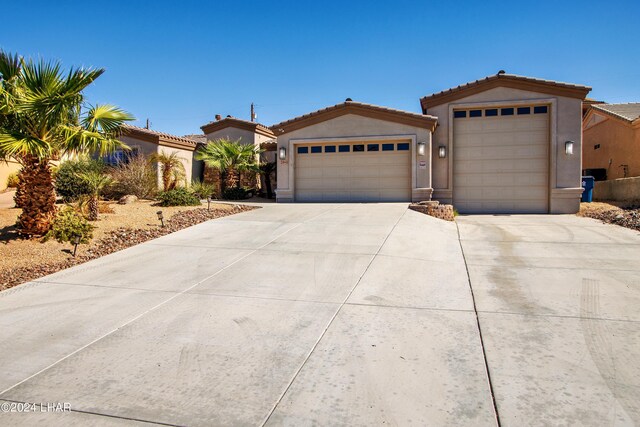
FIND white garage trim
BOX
[283,134,428,202]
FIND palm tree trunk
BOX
[17,157,57,236]
[162,167,171,191]
[226,167,239,189]
[88,195,99,221]
[13,169,27,209]
[264,174,273,199]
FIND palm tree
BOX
[0,51,133,236]
[76,171,113,221]
[195,138,262,191]
[259,161,276,199]
[149,151,186,191]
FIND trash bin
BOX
[581,176,594,203]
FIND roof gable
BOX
[122,125,198,151]
[201,117,275,138]
[590,103,640,124]
[420,73,591,113]
[270,101,438,135]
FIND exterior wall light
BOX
[417,141,426,156]
[279,147,287,160]
[565,140,574,155]
[438,146,447,159]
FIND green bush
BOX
[54,157,105,202]
[156,188,201,206]
[6,172,19,188]
[190,180,217,199]
[43,207,94,244]
[221,186,251,200]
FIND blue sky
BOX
[3,0,639,136]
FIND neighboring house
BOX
[582,103,640,180]
[200,115,277,193]
[116,125,202,188]
[0,158,21,192]
[271,72,590,214]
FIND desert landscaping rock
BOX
[579,202,640,232]
[117,194,138,204]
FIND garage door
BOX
[294,141,411,202]
[453,105,549,213]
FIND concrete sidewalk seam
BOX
[456,221,502,427]
[0,205,342,398]
[260,208,408,426]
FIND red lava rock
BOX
[0,205,257,291]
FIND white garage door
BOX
[453,105,550,214]
[294,141,411,202]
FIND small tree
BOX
[76,171,113,221]
[149,151,186,191]
[259,162,276,199]
[44,206,94,245]
[195,138,262,192]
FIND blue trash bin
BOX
[581,176,594,203]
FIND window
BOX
[454,110,467,118]
[397,143,410,151]
[485,109,498,117]
[339,145,350,152]
[297,146,308,154]
[534,106,548,114]
[469,110,482,117]
[324,145,336,153]
[517,107,531,115]
[353,144,365,152]
[104,147,139,166]
[367,144,379,151]
[594,144,601,150]
[501,108,514,116]
[311,146,322,153]
[382,143,394,151]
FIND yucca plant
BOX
[0,50,133,235]
[149,151,186,191]
[195,138,262,191]
[76,171,113,221]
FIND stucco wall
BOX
[583,116,639,180]
[594,176,640,204]
[275,114,432,202]
[0,159,21,192]
[427,87,584,213]
[204,128,256,145]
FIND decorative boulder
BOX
[118,195,138,205]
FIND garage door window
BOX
[454,110,467,118]
[534,106,548,114]
[353,144,365,152]
[501,108,514,116]
[297,146,309,154]
[367,144,379,151]
[339,145,350,152]
[485,108,498,117]
[311,146,322,153]
[324,145,336,153]
[382,143,394,151]
[397,143,410,151]
[469,109,482,117]
[517,107,531,115]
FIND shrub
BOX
[156,188,201,207]
[54,157,105,202]
[190,180,217,199]
[222,186,251,200]
[106,153,157,199]
[43,207,94,244]
[6,172,19,188]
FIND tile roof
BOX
[200,116,275,137]
[182,134,207,144]
[591,103,640,123]
[420,72,592,112]
[122,125,199,147]
[270,100,438,135]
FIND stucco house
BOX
[116,125,202,189]
[582,103,640,180]
[270,72,590,214]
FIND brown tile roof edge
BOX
[420,73,592,112]
[200,117,275,138]
[270,101,438,135]
[590,103,640,123]
[182,134,207,144]
[122,125,200,149]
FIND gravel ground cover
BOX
[0,200,256,291]
[578,201,640,232]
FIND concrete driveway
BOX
[0,204,638,426]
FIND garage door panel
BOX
[453,107,549,214]
[295,142,411,202]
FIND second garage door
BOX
[453,105,550,213]
[294,141,411,202]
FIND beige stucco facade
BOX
[582,111,640,180]
[0,159,21,192]
[275,113,434,203]
[426,87,585,213]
